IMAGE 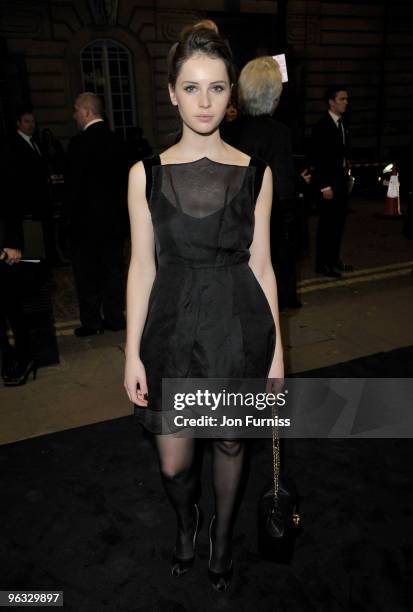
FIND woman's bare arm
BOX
[248,166,284,378]
[124,161,156,404]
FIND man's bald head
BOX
[73,92,104,130]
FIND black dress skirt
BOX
[135,154,276,433]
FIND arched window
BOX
[80,39,136,140]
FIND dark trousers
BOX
[274,257,298,308]
[271,218,299,308]
[0,263,32,361]
[71,238,125,329]
[316,183,348,268]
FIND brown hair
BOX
[167,22,236,88]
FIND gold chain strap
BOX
[270,389,301,528]
[271,402,280,496]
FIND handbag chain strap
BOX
[271,403,280,496]
[270,394,301,528]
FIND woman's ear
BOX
[168,84,178,107]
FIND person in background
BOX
[67,92,129,336]
[224,57,301,310]
[6,108,55,263]
[125,126,153,168]
[0,139,36,385]
[311,85,354,277]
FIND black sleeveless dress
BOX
[135,154,276,433]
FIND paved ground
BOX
[0,193,412,612]
[0,192,412,445]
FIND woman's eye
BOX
[212,85,225,93]
[184,85,197,93]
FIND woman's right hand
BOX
[124,355,148,406]
[3,248,22,265]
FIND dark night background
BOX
[1,0,412,160]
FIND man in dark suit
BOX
[7,108,51,221]
[0,118,36,383]
[67,92,128,336]
[311,85,354,278]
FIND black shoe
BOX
[171,504,202,577]
[74,326,104,337]
[315,265,342,279]
[334,261,354,272]
[208,515,233,593]
[3,358,37,387]
[102,319,126,332]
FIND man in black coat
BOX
[7,109,51,221]
[223,57,301,310]
[67,92,128,336]
[311,85,353,277]
[5,108,58,267]
[0,116,35,382]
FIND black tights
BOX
[155,436,244,572]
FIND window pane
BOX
[122,94,131,109]
[108,59,118,73]
[111,77,120,93]
[123,111,132,125]
[82,60,93,74]
[111,94,122,111]
[113,111,123,126]
[120,77,130,92]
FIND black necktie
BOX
[30,137,41,156]
[337,118,345,145]
[337,118,347,168]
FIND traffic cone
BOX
[382,163,401,217]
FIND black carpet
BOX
[1,347,412,611]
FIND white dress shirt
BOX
[83,118,104,131]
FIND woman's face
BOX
[169,53,231,135]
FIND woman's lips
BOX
[196,115,214,122]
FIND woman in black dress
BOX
[124,23,284,592]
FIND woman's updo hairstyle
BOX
[167,20,237,88]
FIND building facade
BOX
[1,0,412,158]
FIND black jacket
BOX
[311,112,350,192]
[6,133,50,218]
[1,132,51,250]
[223,115,295,201]
[66,121,129,242]
[222,114,297,256]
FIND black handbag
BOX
[258,409,301,563]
